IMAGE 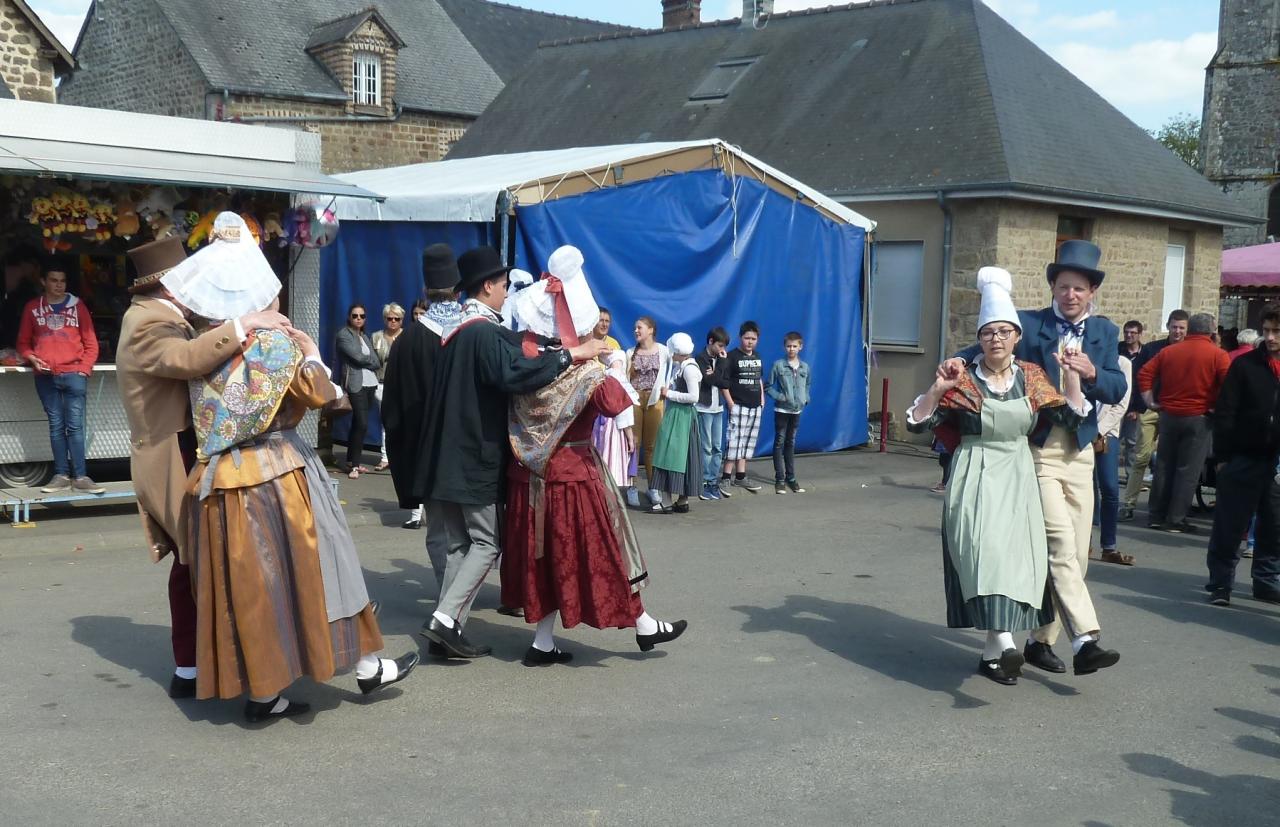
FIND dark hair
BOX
[1167,309,1190,324]
[346,303,367,324]
[41,255,72,276]
[636,316,657,336]
[597,306,610,318]
[425,288,456,304]
[706,326,729,345]
[784,331,803,344]
[411,298,429,313]
[739,320,760,336]
[1123,319,1144,333]
[1260,305,1280,327]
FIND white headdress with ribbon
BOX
[513,245,600,343]
[161,212,281,320]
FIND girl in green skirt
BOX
[649,333,703,514]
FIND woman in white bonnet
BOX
[906,267,1087,687]
[647,332,704,514]
[503,245,687,664]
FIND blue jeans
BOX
[697,410,723,484]
[1092,434,1120,550]
[33,372,88,479]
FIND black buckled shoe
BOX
[1024,640,1067,674]
[637,619,688,652]
[1072,640,1120,675]
[358,651,420,695]
[244,696,311,723]
[522,646,574,667]
[168,675,196,699]
[978,650,1022,686]
[420,617,492,658]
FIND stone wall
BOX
[224,96,471,173]
[1201,0,1280,247]
[0,0,58,102]
[58,0,207,117]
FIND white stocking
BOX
[533,612,558,652]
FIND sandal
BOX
[348,469,360,480]
[374,460,390,472]
[1100,549,1135,566]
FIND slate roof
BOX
[449,0,1253,224]
[306,7,406,51]
[148,0,504,116]
[0,77,13,100]
[434,0,635,83]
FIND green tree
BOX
[1148,113,1201,169]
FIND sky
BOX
[28,0,1221,132]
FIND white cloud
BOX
[1049,31,1217,107]
[1045,10,1119,32]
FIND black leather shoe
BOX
[402,519,421,530]
[1073,640,1120,675]
[672,501,690,514]
[369,600,380,617]
[1253,585,1280,605]
[496,605,525,617]
[1024,640,1066,674]
[977,651,1021,685]
[244,696,311,723]
[522,646,574,667]
[168,675,196,699]
[425,641,451,658]
[358,651,420,695]
[637,619,688,652]
[421,617,492,658]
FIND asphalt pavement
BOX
[1,448,1276,826]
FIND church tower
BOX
[1202,0,1280,247]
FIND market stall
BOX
[0,99,377,487]
[326,140,875,453]
[1219,241,1280,332]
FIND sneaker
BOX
[699,483,715,501]
[929,482,946,494]
[787,479,805,494]
[72,476,106,494]
[1242,546,1254,559]
[1208,588,1231,606]
[775,481,787,495]
[718,480,733,498]
[1117,507,1134,522]
[41,474,72,493]
[707,483,721,501]
[625,488,641,508]
[737,477,762,493]
[1166,521,1197,535]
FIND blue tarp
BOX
[515,171,866,453]
[321,170,866,454]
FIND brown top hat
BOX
[126,236,187,294]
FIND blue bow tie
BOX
[1057,317,1085,338]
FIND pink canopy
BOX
[1222,241,1280,288]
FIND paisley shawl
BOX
[190,329,302,462]
[933,360,1065,452]
[509,360,606,477]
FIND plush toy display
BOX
[114,195,140,239]
[261,212,286,245]
[83,201,117,243]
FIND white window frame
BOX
[1161,243,1186,331]
[352,51,381,106]
[870,240,926,348]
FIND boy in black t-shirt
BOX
[721,321,764,493]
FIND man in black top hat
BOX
[417,246,608,658]
[382,243,462,584]
[945,240,1124,678]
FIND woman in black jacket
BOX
[335,302,381,478]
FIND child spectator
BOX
[650,333,703,513]
[766,331,811,494]
[721,321,765,493]
[695,327,731,500]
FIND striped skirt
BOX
[941,534,1055,632]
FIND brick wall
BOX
[0,0,58,102]
[225,95,471,173]
[58,0,207,117]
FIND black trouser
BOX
[1151,412,1212,525]
[939,451,954,486]
[772,411,800,482]
[346,386,377,467]
[1207,456,1280,593]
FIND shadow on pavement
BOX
[727,594,1083,709]
[69,615,406,729]
[1122,752,1280,826]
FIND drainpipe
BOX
[937,190,953,360]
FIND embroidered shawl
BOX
[191,329,302,461]
[939,360,1065,414]
[509,361,606,478]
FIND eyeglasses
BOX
[385,316,402,322]
[979,328,1017,341]
[350,313,365,319]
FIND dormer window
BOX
[353,51,381,106]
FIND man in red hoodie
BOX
[1137,312,1230,533]
[15,258,104,494]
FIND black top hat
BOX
[1046,240,1105,286]
[422,243,460,291]
[456,246,512,294]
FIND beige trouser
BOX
[1030,427,1102,645]
[1122,410,1159,508]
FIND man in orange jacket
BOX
[1137,312,1230,533]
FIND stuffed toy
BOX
[261,212,286,245]
[114,196,140,239]
[239,213,264,246]
[186,209,219,249]
[68,192,92,234]
[83,201,116,243]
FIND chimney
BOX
[661,0,701,29]
[741,0,775,27]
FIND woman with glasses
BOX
[371,303,406,472]
[335,303,381,479]
[907,268,1086,686]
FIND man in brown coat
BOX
[116,237,287,698]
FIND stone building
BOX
[1202,0,1280,249]
[58,0,627,173]
[0,0,73,102]
[450,0,1256,436]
